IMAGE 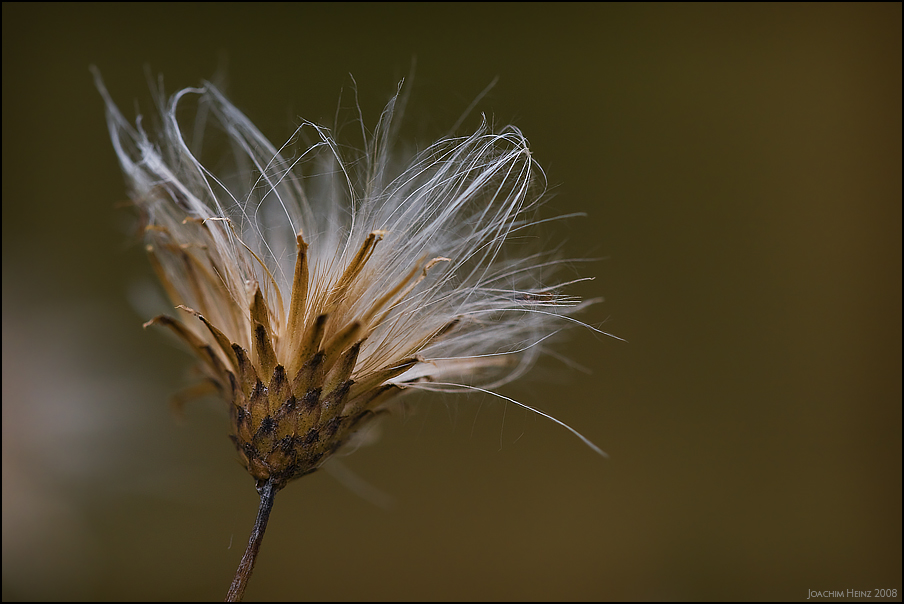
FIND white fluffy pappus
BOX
[94,70,609,466]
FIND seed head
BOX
[96,72,604,491]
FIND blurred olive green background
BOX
[3,3,901,601]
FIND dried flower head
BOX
[95,70,607,600]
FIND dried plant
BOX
[95,70,610,601]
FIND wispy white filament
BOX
[94,70,606,454]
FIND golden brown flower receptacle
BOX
[143,222,451,490]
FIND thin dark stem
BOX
[225,479,277,602]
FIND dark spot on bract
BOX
[277,395,297,417]
[323,417,341,439]
[306,351,324,371]
[270,364,287,388]
[259,416,276,434]
[251,379,267,398]
[303,428,319,446]
[302,389,321,411]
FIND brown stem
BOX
[225,478,277,602]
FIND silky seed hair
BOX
[99,69,610,467]
[98,73,608,454]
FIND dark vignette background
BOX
[2,3,901,601]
